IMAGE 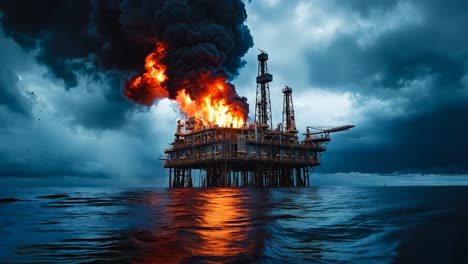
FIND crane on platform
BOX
[302,125,354,148]
[304,125,355,136]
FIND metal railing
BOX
[164,152,320,166]
[165,137,326,152]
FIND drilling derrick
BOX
[282,86,298,135]
[255,50,273,129]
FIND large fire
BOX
[175,79,245,128]
[123,42,247,128]
[123,42,168,106]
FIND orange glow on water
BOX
[192,190,253,257]
[130,189,258,263]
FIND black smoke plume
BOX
[0,0,253,113]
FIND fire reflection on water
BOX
[131,188,263,263]
[192,191,254,257]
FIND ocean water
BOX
[1,186,468,263]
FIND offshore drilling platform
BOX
[164,51,353,188]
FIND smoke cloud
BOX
[0,0,253,114]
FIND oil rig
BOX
[163,51,354,188]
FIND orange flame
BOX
[176,82,245,128]
[123,42,169,106]
[124,42,246,127]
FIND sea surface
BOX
[1,186,468,263]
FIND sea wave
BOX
[1,186,468,263]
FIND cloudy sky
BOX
[1,0,468,187]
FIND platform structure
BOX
[165,122,324,188]
[164,120,353,188]
[163,50,354,188]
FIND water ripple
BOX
[1,186,468,263]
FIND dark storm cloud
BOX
[0,29,32,116]
[338,0,400,17]
[341,0,468,22]
[0,71,29,116]
[60,73,135,130]
[0,160,110,179]
[308,8,468,94]
[307,0,468,174]
[0,28,135,131]
[0,1,155,131]
[0,1,99,88]
[321,100,468,174]
[0,0,153,87]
